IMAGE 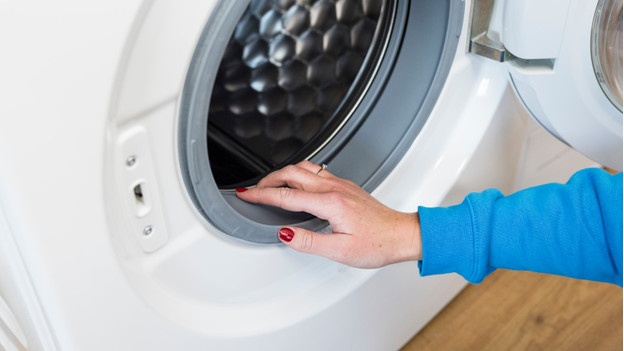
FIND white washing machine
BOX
[0,0,620,350]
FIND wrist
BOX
[394,211,422,263]
[411,212,423,261]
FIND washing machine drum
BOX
[179,0,463,243]
[208,0,390,189]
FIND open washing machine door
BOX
[470,0,623,170]
[0,0,601,350]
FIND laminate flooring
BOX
[401,269,622,350]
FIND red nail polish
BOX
[235,188,248,193]
[278,227,294,242]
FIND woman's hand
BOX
[236,161,422,268]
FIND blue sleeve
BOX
[418,168,623,286]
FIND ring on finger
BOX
[316,163,328,176]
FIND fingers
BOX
[295,160,336,179]
[237,186,339,220]
[237,161,356,218]
[255,161,338,193]
[278,226,353,264]
[256,164,324,192]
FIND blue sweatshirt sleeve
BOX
[418,168,623,286]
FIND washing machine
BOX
[0,0,621,349]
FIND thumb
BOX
[278,226,349,261]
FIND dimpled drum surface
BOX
[208,0,391,188]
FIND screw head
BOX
[143,226,153,236]
[126,155,137,167]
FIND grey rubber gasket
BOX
[179,0,465,244]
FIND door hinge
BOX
[468,0,507,62]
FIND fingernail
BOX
[278,227,294,242]
[235,188,248,193]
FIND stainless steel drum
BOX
[207,0,393,188]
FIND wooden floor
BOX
[401,269,622,350]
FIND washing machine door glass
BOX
[592,0,623,112]
[497,0,623,170]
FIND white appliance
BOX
[0,0,619,350]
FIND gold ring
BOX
[316,164,328,176]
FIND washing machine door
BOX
[470,0,623,170]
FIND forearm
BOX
[418,168,623,286]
